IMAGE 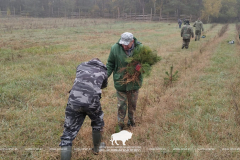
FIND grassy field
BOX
[0,18,240,160]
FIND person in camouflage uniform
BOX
[193,18,204,41]
[181,20,194,49]
[107,32,143,131]
[59,58,108,160]
[117,90,139,128]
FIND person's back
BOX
[193,20,204,31]
[59,58,108,159]
[181,24,193,40]
[69,59,107,107]
[181,20,194,49]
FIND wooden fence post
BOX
[143,8,144,20]
[151,8,152,21]
[130,9,131,20]
[118,7,120,19]
[159,9,162,21]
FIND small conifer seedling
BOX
[164,65,179,87]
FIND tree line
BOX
[0,0,239,23]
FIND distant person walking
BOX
[178,19,182,28]
[193,18,204,41]
[181,20,194,49]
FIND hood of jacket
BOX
[86,58,107,71]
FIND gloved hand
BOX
[135,64,141,71]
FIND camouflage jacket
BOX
[193,20,204,31]
[181,24,194,39]
[69,59,108,106]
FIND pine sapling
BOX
[164,65,179,87]
[119,46,161,85]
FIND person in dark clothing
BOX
[178,19,182,28]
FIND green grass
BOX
[160,24,240,152]
[0,18,240,159]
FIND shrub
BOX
[119,46,161,84]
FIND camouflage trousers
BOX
[116,90,139,127]
[182,39,190,49]
[59,98,104,147]
[195,30,202,41]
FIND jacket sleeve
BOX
[106,46,115,77]
[193,22,196,27]
[201,23,204,31]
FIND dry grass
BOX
[0,18,240,159]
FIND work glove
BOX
[135,64,141,72]
[101,78,108,89]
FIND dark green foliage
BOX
[124,61,152,77]
[125,46,161,77]
[130,46,161,65]
[120,46,161,84]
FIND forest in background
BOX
[0,0,240,23]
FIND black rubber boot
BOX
[60,146,72,160]
[92,130,102,155]
[127,120,136,127]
